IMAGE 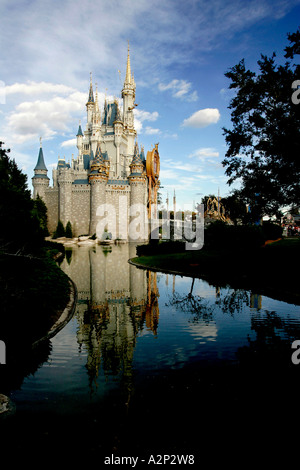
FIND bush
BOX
[204,221,265,251]
[53,220,65,239]
[261,221,283,241]
[65,221,73,238]
[136,240,186,257]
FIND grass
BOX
[132,237,300,305]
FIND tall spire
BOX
[87,72,94,104]
[124,41,132,86]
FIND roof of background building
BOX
[57,159,70,169]
[103,102,118,126]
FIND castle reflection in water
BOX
[60,244,159,389]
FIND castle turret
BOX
[76,120,83,151]
[32,137,49,199]
[89,142,108,237]
[57,158,73,227]
[128,140,147,241]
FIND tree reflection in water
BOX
[168,288,215,323]
[215,287,250,315]
[167,276,251,322]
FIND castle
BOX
[32,46,160,241]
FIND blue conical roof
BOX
[34,146,47,171]
[87,78,94,104]
[76,123,83,136]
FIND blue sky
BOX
[0,0,299,209]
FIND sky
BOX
[0,0,299,209]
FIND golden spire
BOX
[125,40,132,85]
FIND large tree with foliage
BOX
[222,28,300,221]
[32,195,49,238]
[0,142,46,252]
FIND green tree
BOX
[0,142,43,252]
[31,195,49,237]
[222,28,300,220]
[53,220,65,239]
[65,221,73,238]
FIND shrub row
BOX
[136,221,283,256]
[136,240,186,257]
[204,221,283,251]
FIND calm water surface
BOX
[2,244,300,463]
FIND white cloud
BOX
[4,90,87,144]
[189,148,219,160]
[134,108,159,135]
[158,79,198,102]
[145,126,160,135]
[10,150,33,172]
[160,169,180,180]
[134,109,159,122]
[163,132,178,140]
[61,138,77,148]
[0,0,298,91]
[5,81,76,96]
[134,119,143,134]
[182,108,220,128]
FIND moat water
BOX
[1,244,300,464]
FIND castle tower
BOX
[129,140,147,241]
[57,164,73,227]
[32,137,49,199]
[91,84,101,155]
[122,42,136,156]
[89,142,108,236]
[76,120,83,154]
[113,100,123,177]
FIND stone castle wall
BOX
[105,185,131,240]
[71,185,90,236]
[44,181,148,240]
[44,188,59,234]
